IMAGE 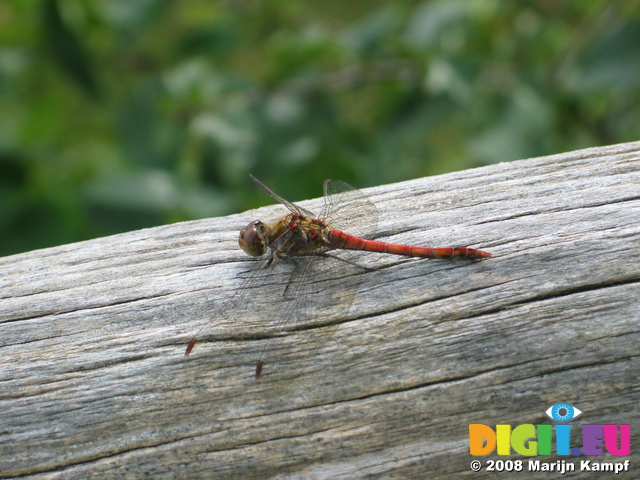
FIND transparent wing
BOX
[250,174,317,218]
[320,179,378,240]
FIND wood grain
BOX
[2,142,639,479]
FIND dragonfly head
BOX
[239,220,271,257]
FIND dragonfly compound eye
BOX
[239,220,269,257]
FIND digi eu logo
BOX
[469,403,630,457]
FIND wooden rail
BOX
[2,142,639,479]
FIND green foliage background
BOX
[1,0,639,256]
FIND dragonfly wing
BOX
[250,174,316,218]
[321,179,378,240]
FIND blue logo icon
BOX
[545,403,583,422]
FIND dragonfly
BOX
[186,174,491,378]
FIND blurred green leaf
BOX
[1,0,640,256]
[576,21,640,92]
[41,0,99,98]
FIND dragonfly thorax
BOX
[238,220,271,257]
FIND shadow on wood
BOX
[1,142,639,479]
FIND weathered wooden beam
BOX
[2,142,639,479]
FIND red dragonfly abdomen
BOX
[327,230,491,259]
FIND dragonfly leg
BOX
[261,253,277,269]
[277,255,300,297]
